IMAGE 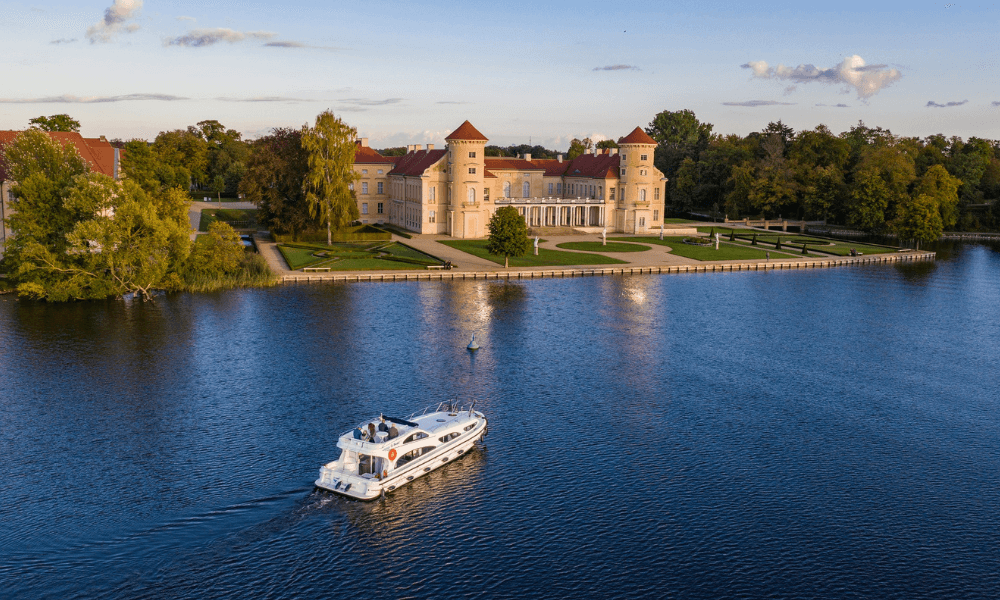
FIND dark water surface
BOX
[2,242,999,599]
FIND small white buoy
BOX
[467,333,479,351]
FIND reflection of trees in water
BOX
[894,260,938,284]
[485,282,527,308]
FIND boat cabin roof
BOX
[339,409,478,450]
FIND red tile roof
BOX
[562,153,621,179]
[354,143,396,164]
[531,158,571,177]
[483,158,546,171]
[445,120,488,142]
[0,130,116,182]
[618,127,657,145]
[388,148,448,177]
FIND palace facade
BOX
[352,121,666,238]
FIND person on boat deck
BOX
[367,422,377,441]
[353,426,364,440]
[378,417,389,433]
[388,424,399,439]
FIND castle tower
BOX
[445,121,488,238]
[617,127,660,234]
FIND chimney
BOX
[407,144,414,152]
[427,144,434,150]
[557,154,563,163]
[524,153,531,161]
[610,148,618,156]
[360,137,369,147]
[414,144,423,151]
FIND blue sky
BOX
[2,0,998,149]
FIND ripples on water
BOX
[1,242,999,599]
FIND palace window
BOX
[639,189,646,202]
[640,154,648,161]
[599,186,603,198]
[377,202,384,214]
[639,217,646,227]
[522,181,530,197]
[504,181,511,198]
[362,169,368,174]
[557,183,562,194]
[469,151,476,158]
[653,210,659,221]
[548,183,553,194]
[429,186,436,202]
[484,187,490,202]
[654,188,660,200]
[640,169,647,176]
[362,182,369,194]
[469,167,476,174]
[468,188,476,204]
[622,154,626,161]
[429,210,436,223]
[377,182,383,194]
[349,183,354,191]
[378,169,383,174]
[610,188,615,201]
[362,203,369,214]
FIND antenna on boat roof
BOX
[469,399,475,416]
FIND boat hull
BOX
[315,419,486,501]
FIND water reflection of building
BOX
[352,121,666,238]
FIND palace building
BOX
[353,121,665,238]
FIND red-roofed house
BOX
[1,130,121,256]
[354,121,665,238]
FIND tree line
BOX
[645,110,1000,244]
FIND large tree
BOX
[239,128,316,238]
[29,114,81,132]
[301,111,359,245]
[893,194,943,249]
[486,206,529,268]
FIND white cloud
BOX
[0,94,187,104]
[86,0,143,44]
[177,16,196,22]
[741,55,902,99]
[165,28,275,47]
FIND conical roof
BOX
[445,120,489,141]
[618,126,657,145]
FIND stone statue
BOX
[534,236,539,255]
[602,227,607,246]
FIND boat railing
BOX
[408,401,478,419]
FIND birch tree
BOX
[301,111,359,245]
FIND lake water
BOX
[2,242,999,599]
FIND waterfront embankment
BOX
[252,232,935,284]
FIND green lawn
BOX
[556,241,651,253]
[439,239,627,267]
[610,236,778,261]
[278,241,444,270]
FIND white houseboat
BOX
[316,403,487,500]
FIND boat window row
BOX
[439,432,461,443]
[463,423,477,432]
[396,446,437,468]
[403,431,429,444]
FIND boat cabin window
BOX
[464,423,477,432]
[395,446,437,468]
[439,432,461,443]
[357,453,386,477]
[403,431,429,444]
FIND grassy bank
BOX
[440,239,627,267]
[556,241,651,253]
[278,241,444,271]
